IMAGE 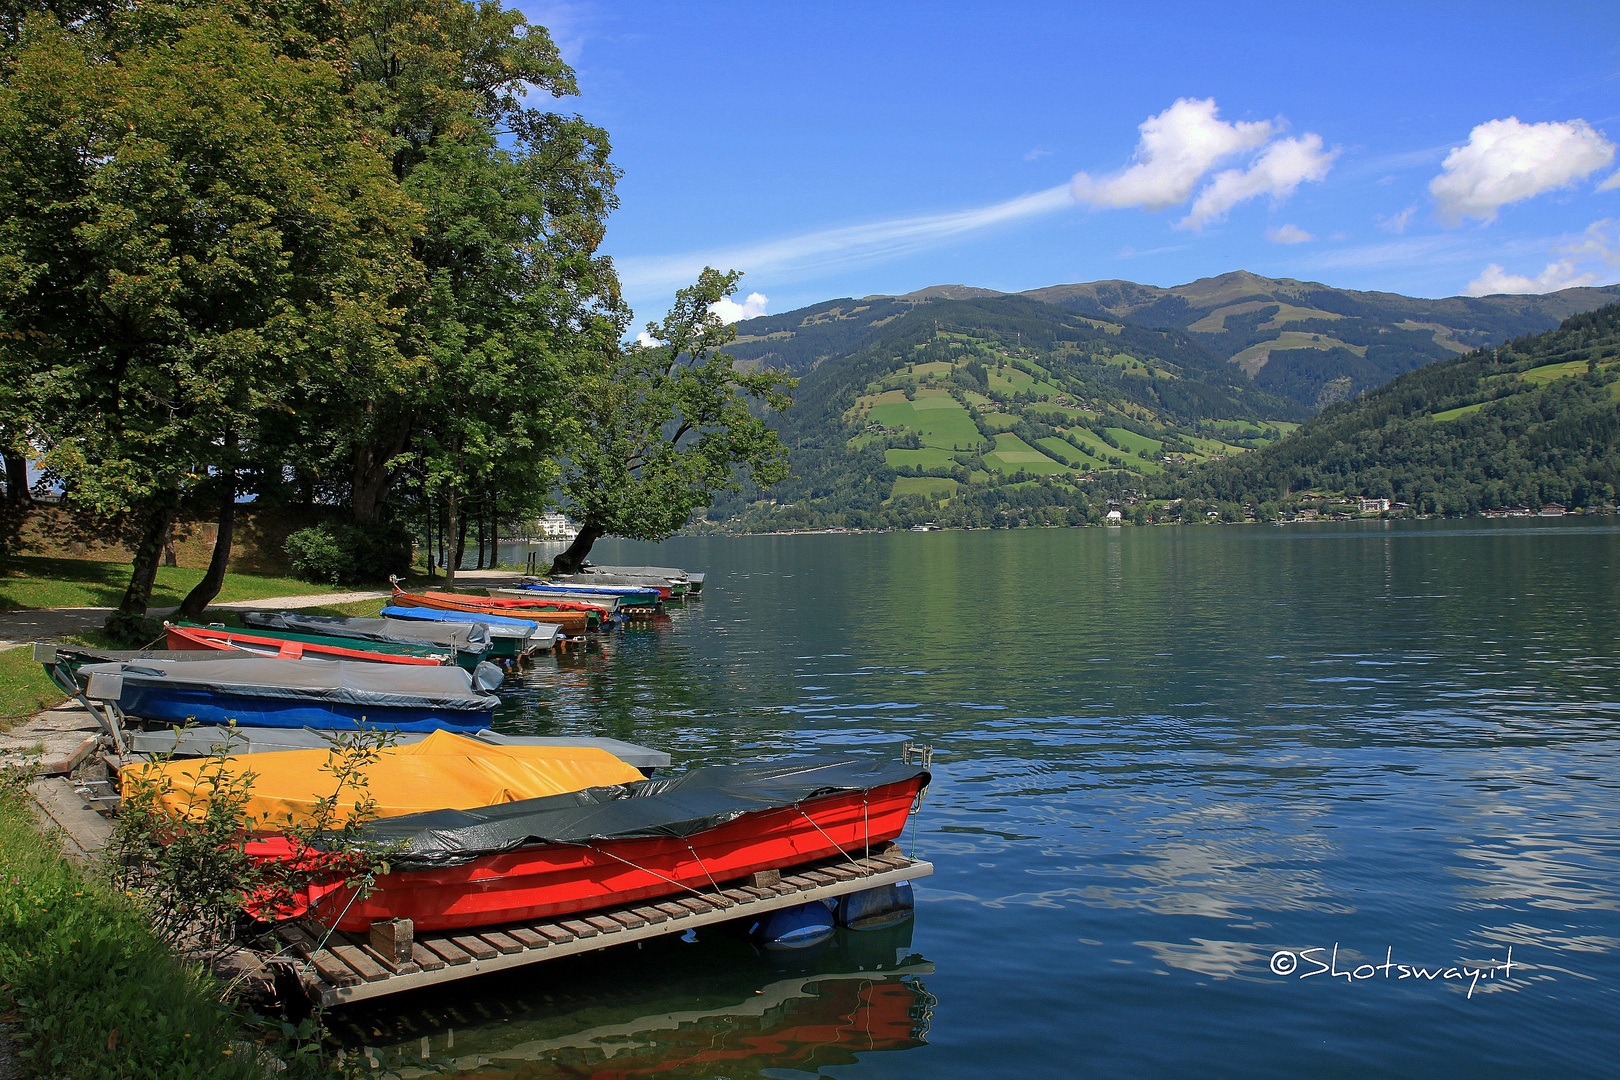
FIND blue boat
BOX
[79,656,503,733]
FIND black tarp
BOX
[348,755,929,868]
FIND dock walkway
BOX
[281,852,933,1007]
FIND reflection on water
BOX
[335,922,930,1078]
[339,521,1620,1078]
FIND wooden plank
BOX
[309,951,363,987]
[532,924,576,945]
[328,943,390,983]
[507,927,549,950]
[448,935,498,960]
[652,902,690,920]
[780,874,816,891]
[558,919,598,938]
[821,864,860,881]
[800,870,839,887]
[630,906,669,925]
[606,911,646,930]
[871,854,911,869]
[339,933,419,976]
[583,915,623,935]
[476,931,523,955]
[419,938,472,966]
[741,886,777,900]
[676,897,716,914]
[409,943,446,971]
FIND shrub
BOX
[284,520,412,585]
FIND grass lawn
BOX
[1104,427,1164,456]
[1429,401,1486,422]
[0,645,69,728]
[0,798,260,1080]
[866,390,983,450]
[1520,360,1590,384]
[0,555,364,612]
[983,434,1070,475]
[885,447,962,470]
[1036,437,1087,469]
[891,476,960,498]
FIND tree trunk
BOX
[161,521,179,567]
[454,497,468,579]
[351,416,414,523]
[178,457,237,621]
[444,487,460,591]
[424,497,436,578]
[3,450,29,506]
[106,489,179,640]
[549,522,602,575]
[475,496,486,570]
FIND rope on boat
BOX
[568,842,732,909]
[796,805,862,871]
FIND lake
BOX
[339,520,1620,1078]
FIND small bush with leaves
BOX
[285,520,413,585]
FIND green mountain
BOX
[705,295,1305,532]
[725,272,1620,412]
[1172,303,1620,516]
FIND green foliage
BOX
[284,521,412,585]
[555,269,796,568]
[0,793,258,1080]
[1171,304,1620,513]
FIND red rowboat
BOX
[389,586,603,633]
[249,758,927,933]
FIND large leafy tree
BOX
[0,3,419,633]
[551,269,796,574]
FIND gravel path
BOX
[0,589,390,651]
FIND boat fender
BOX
[471,661,505,692]
[835,880,915,931]
[747,901,835,949]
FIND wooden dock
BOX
[276,852,933,1007]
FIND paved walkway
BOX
[0,570,527,651]
[0,589,391,651]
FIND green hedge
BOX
[284,520,412,585]
[0,800,257,1080]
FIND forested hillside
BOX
[703,296,1302,531]
[1171,304,1620,515]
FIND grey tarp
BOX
[582,565,693,582]
[79,657,503,709]
[243,612,498,650]
[348,755,929,868]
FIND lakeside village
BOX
[707,494,1615,534]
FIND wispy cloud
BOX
[1266,224,1313,244]
[1465,218,1620,295]
[1024,147,1052,162]
[616,184,1074,292]
[1377,207,1416,234]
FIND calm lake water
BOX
[339,521,1620,1078]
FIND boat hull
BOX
[166,625,449,666]
[268,776,922,932]
[113,684,492,733]
[391,593,600,633]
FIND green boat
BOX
[240,612,508,665]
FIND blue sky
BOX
[521,1,1620,325]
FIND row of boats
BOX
[39,562,930,946]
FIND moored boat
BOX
[165,622,453,666]
[78,656,503,733]
[252,755,928,932]
[388,586,604,634]
[550,572,687,600]
[244,611,516,664]
[379,605,564,649]
[585,565,705,593]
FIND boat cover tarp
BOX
[583,565,693,581]
[380,606,558,640]
[244,612,494,651]
[124,729,646,828]
[80,657,503,710]
[348,755,929,867]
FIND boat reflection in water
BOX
[334,919,934,1078]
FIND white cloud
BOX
[1465,262,1601,295]
[634,331,661,347]
[709,291,768,324]
[617,184,1073,293]
[1266,224,1313,244]
[1601,171,1620,192]
[1378,207,1416,234]
[1430,117,1616,224]
[1024,147,1051,161]
[1071,97,1273,211]
[1180,134,1338,230]
[1463,218,1620,295]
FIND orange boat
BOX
[389,585,603,633]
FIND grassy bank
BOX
[0,556,360,612]
[0,646,69,729]
[0,797,258,1080]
